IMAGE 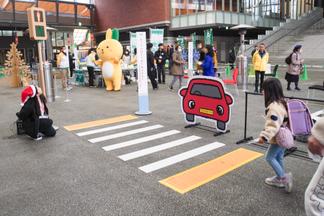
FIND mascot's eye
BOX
[106,46,109,48]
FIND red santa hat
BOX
[21,85,37,106]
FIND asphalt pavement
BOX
[0,70,323,216]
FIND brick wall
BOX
[94,0,170,32]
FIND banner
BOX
[177,36,185,48]
[130,32,137,54]
[150,28,164,53]
[191,32,196,49]
[204,28,213,46]
[135,32,152,115]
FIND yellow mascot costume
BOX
[96,29,123,91]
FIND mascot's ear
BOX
[106,29,112,40]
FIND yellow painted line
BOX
[159,148,263,194]
[64,115,138,131]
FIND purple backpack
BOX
[287,99,314,136]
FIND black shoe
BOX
[254,90,258,93]
[295,87,301,91]
[287,87,291,91]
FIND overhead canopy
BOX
[230,24,256,30]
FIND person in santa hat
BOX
[16,85,56,140]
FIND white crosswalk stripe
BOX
[89,124,163,143]
[118,136,201,161]
[102,130,180,152]
[138,142,226,173]
[76,120,148,136]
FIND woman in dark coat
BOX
[17,85,56,140]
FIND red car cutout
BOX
[179,77,234,132]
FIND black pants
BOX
[157,65,165,83]
[255,71,265,92]
[87,66,95,87]
[148,72,158,89]
[39,119,56,137]
[26,118,56,138]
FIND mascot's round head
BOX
[97,29,123,61]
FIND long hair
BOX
[262,78,286,108]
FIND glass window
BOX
[2,30,13,36]
[77,4,90,25]
[0,0,14,21]
[190,84,221,99]
[59,2,76,24]
[38,0,57,23]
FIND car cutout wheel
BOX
[186,114,195,122]
[217,121,226,131]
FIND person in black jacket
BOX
[147,43,158,90]
[17,85,56,140]
[154,43,167,84]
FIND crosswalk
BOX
[64,115,263,194]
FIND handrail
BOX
[246,8,323,54]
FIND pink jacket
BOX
[288,52,303,75]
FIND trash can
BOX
[44,62,55,102]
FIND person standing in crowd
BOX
[305,117,324,216]
[122,49,131,65]
[251,44,258,57]
[213,47,219,77]
[16,85,56,141]
[285,45,304,91]
[57,47,71,90]
[228,47,236,70]
[258,78,293,193]
[147,43,158,90]
[169,45,185,91]
[154,43,167,84]
[252,43,269,93]
[86,48,97,87]
[199,45,215,77]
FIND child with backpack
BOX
[258,78,293,193]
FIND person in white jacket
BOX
[56,47,71,90]
[305,117,324,216]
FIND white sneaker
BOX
[284,172,293,193]
[265,176,285,188]
[53,125,59,131]
[33,136,43,141]
[66,86,73,91]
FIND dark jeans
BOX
[87,66,95,87]
[39,118,56,137]
[255,71,265,92]
[157,65,165,83]
[148,72,158,89]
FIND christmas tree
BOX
[4,42,31,87]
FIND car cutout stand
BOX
[179,76,234,137]
[184,122,230,137]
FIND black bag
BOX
[285,53,293,65]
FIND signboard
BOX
[150,28,164,53]
[179,77,234,132]
[135,32,152,115]
[27,7,47,40]
[204,28,213,46]
[191,32,196,49]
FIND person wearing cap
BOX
[16,85,56,141]
[147,43,158,90]
[154,43,167,84]
[305,117,324,216]
[285,45,304,91]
